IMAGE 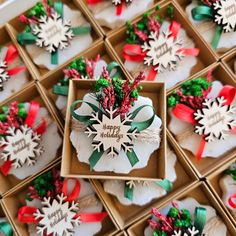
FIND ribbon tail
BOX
[18,206,39,223]
[196,138,206,161]
[62,179,81,202]
[124,183,134,200]
[76,212,107,222]
[4,45,18,65]
[0,160,13,176]
[17,32,37,45]
[116,3,123,16]
[0,222,13,236]
[122,44,146,62]
[89,150,104,170]
[147,66,157,81]
[7,66,26,76]
[179,48,200,56]
[53,85,69,96]
[34,118,47,134]
[126,150,139,167]
[72,26,91,35]
[172,104,196,124]
[155,179,173,192]
[211,25,223,49]
[24,101,40,128]
[194,207,206,234]
[228,193,236,208]
[217,85,236,105]
[51,50,58,65]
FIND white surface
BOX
[168,80,236,158]
[70,94,162,174]
[144,197,227,236]
[124,21,197,89]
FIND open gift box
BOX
[167,62,236,178]
[127,181,236,236]
[1,161,119,236]
[106,0,217,90]
[5,0,103,79]
[61,78,166,180]
[206,157,236,227]
[90,136,198,229]
[0,82,63,196]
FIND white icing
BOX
[70,94,162,173]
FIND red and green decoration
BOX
[122,9,199,81]
[0,45,26,91]
[225,167,236,209]
[191,0,236,49]
[87,0,132,16]
[53,56,123,96]
[17,1,91,65]
[71,69,156,169]
[168,73,236,160]
[148,202,206,236]
[0,101,47,176]
[18,169,107,236]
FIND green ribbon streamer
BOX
[194,207,206,234]
[0,222,13,236]
[17,32,37,45]
[155,179,173,192]
[89,149,104,170]
[72,26,91,35]
[106,61,123,78]
[126,150,139,167]
[124,182,134,201]
[53,84,69,96]
[191,4,223,49]
[54,1,64,17]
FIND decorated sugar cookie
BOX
[17,1,92,70]
[186,0,236,50]
[122,10,199,88]
[18,169,107,236]
[0,101,62,179]
[144,198,227,236]
[86,0,154,29]
[103,147,176,205]
[220,163,236,217]
[70,69,162,173]
[0,45,27,102]
[168,72,236,159]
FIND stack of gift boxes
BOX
[0,0,235,235]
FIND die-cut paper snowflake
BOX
[213,0,236,33]
[142,30,184,73]
[0,61,9,91]
[194,97,236,142]
[85,107,138,157]
[112,0,132,5]
[172,226,201,236]
[34,194,80,236]
[125,180,150,189]
[0,125,44,169]
[33,12,74,53]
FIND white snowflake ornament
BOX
[194,96,236,142]
[172,226,201,236]
[213,0,236,33]
[0,61,10,91]
[85,107,138,157]
[141,30,184,73]
[34,194,80,236]
[0,125,44,169]
[33,12,74,53]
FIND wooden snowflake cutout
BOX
[172,226,201,236]
[194,97,236,142]
[213,0,236,33]
[34,194,80,236]
[0,61,10,91]
[32,12,74,53]
[141,30,184,73]
[112,0,132,5]
[85,107,138,157]
[0,125,44,169]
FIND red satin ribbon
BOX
[18,206,38,223]
[172,85,236,160]
[62,178,80,202]
[0,160,13,176]
[228,193,236,208]
[86,0,103,4]
[122,21,199,81]
[116,3,123,15]
[76,212,108,222]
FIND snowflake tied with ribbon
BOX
[0,61,10,91]
[213,0,236,33]
[194,96,236,142]
[141,30,184,73]
[33,12,74,53]
[0,125,44,169]
[85,107,138,157]
[172,226,203,236]
[34,193,80,236]
[112,0,132,5]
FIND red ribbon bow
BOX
[122,21,199,81]
[18,179,107,232]
[172,85,236,160]
[228,193,236,209]
[0,101,47,176]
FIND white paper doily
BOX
[0,46,28,102]
[124,21,197,89]
[26,178,103,236]
[103,146,177,205]
[1,103,62,179]
[144,197,227,236]
[70,94,162,174]
[168,80,236,158]
[25,5,93,70]
[87,0,154,29]
[186,1,236,50]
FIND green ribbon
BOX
[194,207,207,234]
[191,4,223,49]
[124,182,134,200]
[17,32,37,45]
[71,100,155,169]
[72,26,91,35]
[0,222,13,236]
[106,61,123,78]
